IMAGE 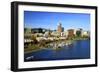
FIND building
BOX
[31,28,44,33]
[51,31,60,37]
[61,32,68,37]
[82,31,90,37]
[67,29,75,39]
[24,28,31,34]
[44,31,51,37]
[57,22,64,33]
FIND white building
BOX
[51,31,60,37]
[82,31,90,37]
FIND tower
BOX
[57,22,64,33]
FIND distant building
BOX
[24,28,31,34]
[44,31,50,37]
[31,28,44,33]
[67,29,75,39]
[57,22,64,33]
[51,31,60,37]
[64,31,68,37]
[61,32,68,37]
[82,31,90,37]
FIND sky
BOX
[24,11,90,31]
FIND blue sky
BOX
[24,11,90,31]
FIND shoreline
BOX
[24,39,89,54]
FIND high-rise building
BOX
[67,29,75,39]
[57,22,64,33]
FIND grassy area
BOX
[24,44,46,53]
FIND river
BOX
[24,40,90,62]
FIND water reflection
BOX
[24,40,90,62]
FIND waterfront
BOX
[24,40,90,62]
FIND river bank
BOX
[24,37,89,54]
[24,40,90,61]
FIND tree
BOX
[76,31,81,37]
[31,35,38,44]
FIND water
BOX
[24,40,90,62]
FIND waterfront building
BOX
[61,31,68,37]
[61,32,64,37]
[51,31,60,37]
[82,31,90,37]
[44,30,52,37]
[67,29,75,39]
[44,31,50,37]
[64,31,68,37]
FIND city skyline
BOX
[24,11,90,31]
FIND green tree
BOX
[76,31,81,37]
